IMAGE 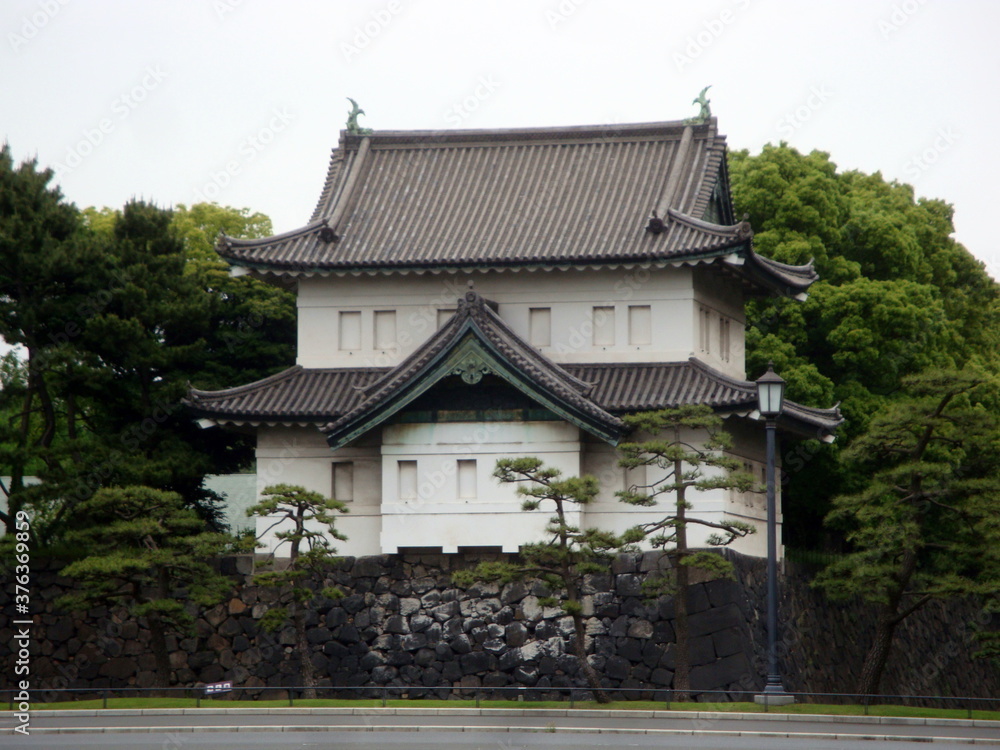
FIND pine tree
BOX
[453,457,623,704]
[58,486,234,691]
[616,404,755,700]
[814,369,1000,695]
[247,484,348,699]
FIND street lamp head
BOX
[756,361,786,418]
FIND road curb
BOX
[16,706,1000,729]
[2,723,999,744]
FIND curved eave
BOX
[214,245,753,282]
[731,251,818,301]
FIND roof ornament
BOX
[683,86,712,125]
[346,97,373,135]
[736,212,753,239]
[646,210,667,235]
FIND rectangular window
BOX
[457,459,477,499]
[374,310,397,349]
[628,305,652,346]
[398,460,417,500]
[339,311,361,351]
[593,306,615,347]
[437,309,456,329]
[332,462,354,502]
[529,307,551,347]
[719,317,731,362]
[700,308,711,354]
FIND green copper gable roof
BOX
[322,291,625,449]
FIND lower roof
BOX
[186,357,842,442]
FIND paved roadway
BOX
[3,731,996,750]
[2,708,998,749]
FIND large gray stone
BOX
[627,619,654,639]
[410,614,434,633]
[604,655,630,681]
[687,603,742,638]
[712,627,744,658]
[500,581,529,606]
[689,635,717,666]
[615,574,644,597]
[689,652,751,692]
[401,633,427,651]
[384,616,410,635]
[399,598,421,616]
[460,650,496,675]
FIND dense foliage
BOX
[0,145,295,542]
[57,486,234,689]
[729,144,1000,549]
[813,369,1000,694]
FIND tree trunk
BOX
[672,465,692,702]
[294,603,317,699]
[147,614,172,698]
[857,609,897,697]
[673,561,691,702]
[856,548,926,696]
[572,610,610,704]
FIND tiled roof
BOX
[187,356,841,440]
[186,367,382,424]
[214,119,815,297]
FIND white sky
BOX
[2,0,998,283]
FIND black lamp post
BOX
[755,362,791,701]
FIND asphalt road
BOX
[3,731,996,750]
[3,708,998,749]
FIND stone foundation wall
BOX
[1,552,997,700]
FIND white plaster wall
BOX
[250,420,781,559]
[253,426,382,557]
[379,421,582,553]
[691,267,747,378]
[296,265,738,370]
[580,422,779,559]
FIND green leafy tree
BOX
[729,143,1000,549]
[0,145,109,537]
[170,203,296,391]
[1,193,293,541]
[454,457,623,704]
[616,404,755,699]
[247,484,348,699]
[813,369,1000,695]
[57,486,234,691]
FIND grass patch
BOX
[10,696,998,720]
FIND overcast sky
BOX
[3,0,998,282]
